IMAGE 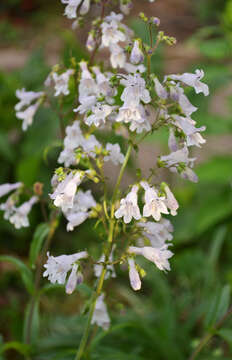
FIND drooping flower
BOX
[9,196,38,229]
[43,251,88,294]
[115,185,141,223]
[162,183,179,216]
[159,145,198,182]
[15,88,44,111]
[91,294,110,330]
[153,77,168,100]
[139,219,173,248]
[128,245,173,272]
[0,182,22,198]
[128,257,141,291]
[104,143,125,165]
[61,0,90,19]
[52,69,74,96]
[85,104,112,127]
[167,69,209,96]
[63,189,96,231]
[16,102,40,131]
[140,181,168,221]
[50,171,84,211]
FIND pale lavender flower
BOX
[0,183,22,198]
[115,185,141,223]
[104,143,125,165]
[141,181,168,221]
[91,294,110,330]
[129,245,173,272]
[128,257,141,291]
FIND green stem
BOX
[189,304,232,360]
[74,143,133,360]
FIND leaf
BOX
[217,328,232,347]
[204,285,231,329]
[29,223,50,269]
[23,298,40,344]
[0,255,34,294]
[0,341,31,356]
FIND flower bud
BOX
[130,40,144,65]
[128,258,141,291]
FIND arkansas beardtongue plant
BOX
[0,0,209,359]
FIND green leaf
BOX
[0,341,31,356]
[217,328,232,347]
[29,223,50,269]
[204,285,231,329]
[23,298,40,344]
[0,255,34,294]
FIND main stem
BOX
[74,143,133,360]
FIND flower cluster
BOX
[0,0,210,336]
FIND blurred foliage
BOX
[0,1,232,360]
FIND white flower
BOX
[9,196,38,229]
[115,185,141,224]
[61,0,90,19]
[74,95,97,114]
[128,245,173,272]
[63,189,96,231]
[85,104,112,127]
[16,102,40,131]
[58,121,84,166]
[162,183,179,216]
[0,196,16,220]
[52,69,74,96]
[92,67,116,99]
[82,135,101,157]
[43,251,88,293]
[172,115,206,147]
[141,181,168,221]
[121,73,151,106]
[116,104,144,124]
[105,12,124,23]
[110,45,127,69]
[0,182,22,198]
[91,294,110,330]
[101,21,126,47]
[78,61,97,100]
[160,146,198,183]
[130,40,144,64]
[154,77,168,100]
[139,219,173,248]
[104,143,125,165]
[120,1,132,15]
[169,83,197,117]
[167,69,209,96]
[123,63,146,74]
[15,88,43,111]
[160,145,195,168]
[50,171,84,211]
[128,257,141,291]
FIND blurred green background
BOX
[0,0,232,359]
